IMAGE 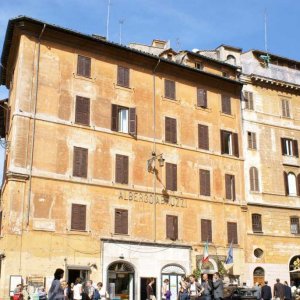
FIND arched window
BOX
[250,167,259,192]
[227,55,236,65]
[288,173,297,196]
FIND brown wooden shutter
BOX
[115,155,128,184]
[77,55,91,77]
[197,88,207,108]
[173,216,178,240]
[252,132,257,149]
[111,105,119,131]
[198,124,209,150]
[254,168,259,191]
[283,171,289,196]
[117,66,129,87]
[227,222,238,244]
[225,174,231,199]
[286,101,290,117]
[172,164,177,191]
[281,100,286,117]
[165,117,177,144]
[220,130,226,154]
[201,219,212,242]
[5,106,10,135]
[171,118,177,144]
[0,211,2,236]
[200,169,210,196]
[73,147,88,178]
[233,133,239,157]
[250,168,254,191]
[297,174,300,196]
[244,92,249,109]
[123,155,129,184]
[129,107,137,136]
[222,95,231,114]
[165,117,171,143]
[124,67,129,87]
[293,140,299,157]
[232,175,236,201]
[115,209,128,234]
[165,79,175,99]
[71,204,86,231]
[75,96,90,126]
[281,138,286,155]
[166,163,177,191]
[252,214,262,232]
[166,215,178,240]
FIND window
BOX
[281,99,290,118]
[200,169,210,196]
[283,172,299,196]
[195,62,203,70]
[166,163,177,191]
[198,124,209,150]
[254,248,264,258]
[71,204,86,231]
[77,55,91,78]
[220,130,239,157]
[73,147,88,178]
[75,96,90,126]
[249,167,259,192]
[115,154,129,184]
[117,66,130,87]
[252,214,262,233]
[227,222,238,244]
[248,132,257,150]
[166,215,178,240]
[227,55,236,65]
[165,117,177,144]
[111,105,136,135]
[244,91,254,110]
[201,219,212,242]
[115,209,128,235]
[290,217,300,234]
[167,54,172,60]
[197,88,207,108]
[281,138,298,157]
[225,174,235,200]
[221,95,231,114]
[165,79,176,100]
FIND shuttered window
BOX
[282,99,290,118]
[166,163,177,191]
[252,214,262,233]
[165,117,177,144]
[248,132,257,150]
[221,95,231,115]
[227,222,238,244]
[166,215,178,240]
[281,138,298,157]
[111,105,136,135]
[198,124,209,150]
[165,79,176,100]
[73,147,88,178]
[201,219,212,242]
[244,91,254,110]
[249,167,259,192]
[225,174,235,200]
[117,66,130,87]
[71,204,86,231]
[290,217,300,234]
[75,96,90,126]
[200,169,210,196]
[115,154,129,184]
[115,209,128,235]
[220,130,239,157]
[77,55,91,78]
[197,88,207,108]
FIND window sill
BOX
[114,83,134,92]
[162,96,181,104]
[113,233,130,237]
[247,148,257,151]
[194,105,211,112]
[249,191,260,194]
[113,181,129,186]
[221,153,239,159]
[111,130,136,139]
[220,112,235,119]
[199,194,211,199]
[252,231,264,235]
[73,73,95,82]
[227,243,239,248]
[74,122,90,127]
[280,115,292,120]
[244,108,255,112]
[68,230,90,235]
[162,140,179,146]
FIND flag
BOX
[225,242,233,264]
[202,241,209,263]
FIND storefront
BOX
[101,239,191,300]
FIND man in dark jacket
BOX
[261,281,272,300]
[284,281,292,300]
[274,279,285,300]
[213,272,223,300]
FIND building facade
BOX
[0,17,245,300]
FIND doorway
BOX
[67,268,90,284]
[140,278,156,300]
[253,267,265,285]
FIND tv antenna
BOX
[176,37,181,51]
[106,0,111,40]
[119,19,125,44]
[260,9,270,67]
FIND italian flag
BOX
[202,241,209,263]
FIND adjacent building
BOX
[0,17,245,300]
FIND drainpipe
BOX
[26,24,46,226]
[152,59,160,242]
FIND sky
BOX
[0,0,299,178]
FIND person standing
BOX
[284,281,292,300]
[200,274,213,300]
[84,280,95,300]
[274,279,285,300]
[162,279,170,300]
[73,278,83,300]
[146,278,156,300]
[253,283,261,300]
[22,285,29,300]
[48,268,65,300]
[96,282,108,300]
[261,281,272,300]
[178,277,189,300]
[188,275,201,300]
[213,272,223,300]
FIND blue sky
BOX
[0,0,299,178]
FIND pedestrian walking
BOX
[261,281,272,300]
[162,279,171,300]
[178,277,189,300]
[200,274,213,300]
[95,282,108,300]
[284,281,292,300]
[48,268,65,300]
[274,279,285,300]
[188,275,201,300]
[73,278,83,300]
[146,278,156,300]
[213,272,223,300]
[253,283,261,300]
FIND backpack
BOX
[93,289,100,300]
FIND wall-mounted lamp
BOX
[147,152,165,173]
